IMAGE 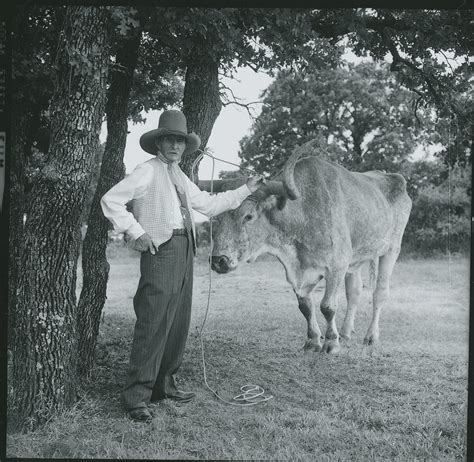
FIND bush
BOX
[402,164,471,256]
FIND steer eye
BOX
[244,214,253,222]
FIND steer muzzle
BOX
[211,255,232,274]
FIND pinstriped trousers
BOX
[122,232,193,411]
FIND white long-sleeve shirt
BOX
[101,158,251,240]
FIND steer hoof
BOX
[303,339,322,353]
[321,339,340,354]
[340,331,351,341]
[340,327,356,341]
[363,334,379,346]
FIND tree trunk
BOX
[11,6,109,429]
[8,106,30,351]
[77,31,141,378]
[9,104,50,352]
[180,51,222,178]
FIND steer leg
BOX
[364,249,399,345]
[320,269,345,354]
[340,268,363,340]
[296,291,323,352]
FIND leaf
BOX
[117,22,129,36]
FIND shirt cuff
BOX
[126,222,146,240]
[238,184,253,199]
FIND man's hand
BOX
[135,233,157,254]
[246,174,266,193]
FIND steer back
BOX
[207,152,411,273]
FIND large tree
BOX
[11,6,110,429]
[76,10,142,378]
[239,61,435,175]
[9,7,62,350]
[76,7,185,378]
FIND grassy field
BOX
[7,247,469,460]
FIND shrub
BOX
[403,164,471,256]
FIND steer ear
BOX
[259,195,278,210]
[252,180,288,210]
[258,194,288,210]
[258,194,287,211]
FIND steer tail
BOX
[368,259,379,291]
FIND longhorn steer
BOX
[199,150,412,354]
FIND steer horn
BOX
[199,177,287,198]
[198,151,305,201]
[198,177,247,193]
[252,181,287,199]
[282,148,308,200]
[196,143,307,199]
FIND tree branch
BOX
[221,99,260,120]
[220,82,243,103]
[244,60,261,73]
[413,95,423,126]
[439,50,455,75]
[311,10,454,113]
[380,27,444,107]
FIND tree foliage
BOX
[148,8,339,78]
[310,9,472,115]
[144,8,340,177]
[239,61,435,176]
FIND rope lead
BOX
[193,150,274,407]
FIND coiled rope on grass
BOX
[192,149,274,407]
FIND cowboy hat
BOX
[139,109,201,156]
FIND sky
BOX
[101,67,274,180]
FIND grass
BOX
[7,247,469,460]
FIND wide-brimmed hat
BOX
[139,109,201,156]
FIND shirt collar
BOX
[157,152,173,166]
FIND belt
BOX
[172,228,187,235]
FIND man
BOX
[101,109,264,422]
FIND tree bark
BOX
[180,50,222,179]
[9,106,50,347]
[77,30,141,378]
[8,6,60,350]
[11,6,109,429]
[8,106,30,351]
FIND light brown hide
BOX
[210,152,412,353]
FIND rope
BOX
[193,149,274,407]
[447,115,452,286]
[191,148,260,183]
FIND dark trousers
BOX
[122,232,193,411]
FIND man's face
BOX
[156,135,186,163]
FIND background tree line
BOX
[8,6,472,429]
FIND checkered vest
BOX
[130,157,196,250]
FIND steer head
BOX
[198,154,302,273]
[210,187,283,273]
